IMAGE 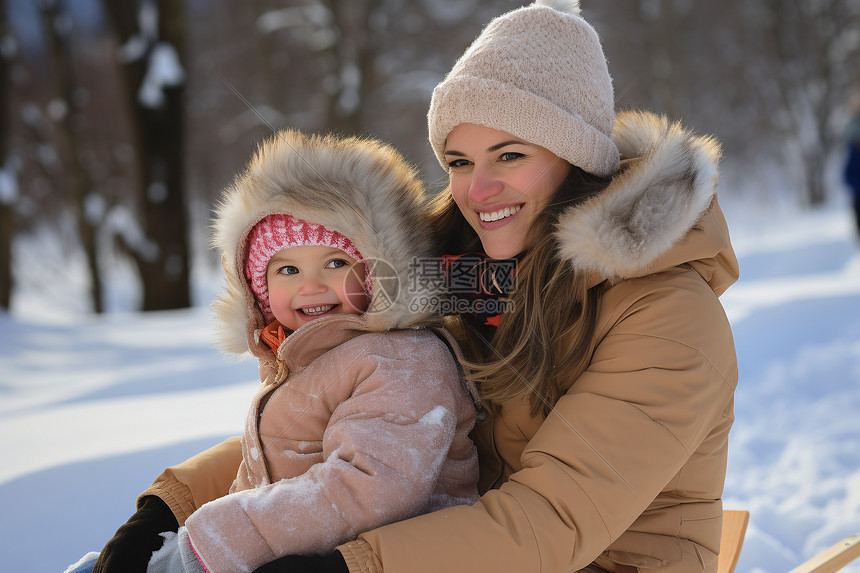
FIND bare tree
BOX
[320,0,382,135]
[247,0,384,136]
[242,0,521,168]
[102,0,191,310]
[38,0,104,312]
[18,0,857,313]
[741,0,859,204]
[590,0,689,118]
[0,0,13,310]
[248,0,289,116]
[591,0,860,205]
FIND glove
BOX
[146,528,208,573]
[252,552,348,573]
[93,495,179,573]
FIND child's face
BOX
[266,245,369,331]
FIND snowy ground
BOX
[1,201,860,573]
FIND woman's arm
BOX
[139,436,243,525]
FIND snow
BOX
[46,97,68,122]
[62,552,99,573]
[20,101,43,127]
[138,43,186,109]
[419,405,448,426]
[119,0,186,109]
[1,200,860,573]
[0,34,18,59]
[116,2,158,65]
[83,193,106,224]
[256,6,333,35]
[105,204,161,262]
[0,165,18,204]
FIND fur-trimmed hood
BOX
[556,110,738,294]
[212,130,438,355]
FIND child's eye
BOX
[500,152,523,162]
[446,158,471,169]
[326,259,348,269]
[277,265,299,275]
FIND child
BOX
[78,130,481,573]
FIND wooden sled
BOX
[719,510,860,573]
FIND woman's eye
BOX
[446,158,470,169]
[278,265,299,275]
[500,152,523,162]
[327,259,348,269]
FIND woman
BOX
[93,2,738,572]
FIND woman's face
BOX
[444,123,571,259]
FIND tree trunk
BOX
[0,203,9,310]
[805,150,827,206]
[39,0,104,312]
[102,0,191,311]
[250,0,287,113]
[323,0,381,135]
[0,0,11,310]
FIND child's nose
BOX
[297,276,327,295]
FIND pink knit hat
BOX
[245,213,366,321]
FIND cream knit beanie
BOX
[428,0,620,177]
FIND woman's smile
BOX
[477,204,523,225]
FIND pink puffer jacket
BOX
[185,315,478,573]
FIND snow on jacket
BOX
[163,131,480,573]
[140,111,739,573]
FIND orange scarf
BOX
[260,319,289,354]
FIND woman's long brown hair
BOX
[429,165,612,417]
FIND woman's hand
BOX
[252,551,348,573]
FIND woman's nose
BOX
[468,167,504,203]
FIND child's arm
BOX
[184,332,473,573]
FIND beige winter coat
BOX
[142,111,739,573]
[149,131,480,573]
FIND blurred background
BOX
[1,0,859,316]
[3,4,860,572]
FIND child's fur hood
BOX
[556,110,728,284]
[212,130,437,355]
